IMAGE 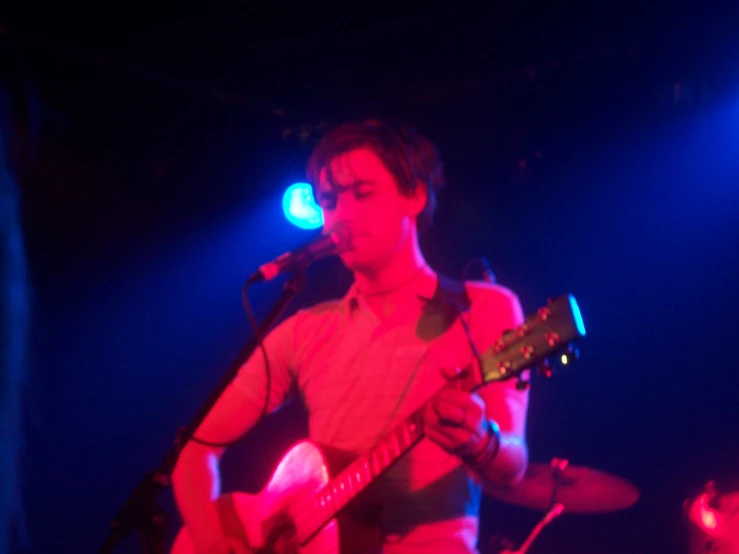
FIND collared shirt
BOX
[232,267,523,553]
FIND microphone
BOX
[247,224,352,284]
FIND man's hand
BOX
[422,366,492,460]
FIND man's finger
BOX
[425,426,473,453]
[433,397,467,426]
[436,388,479,406]
[436,401,484,433]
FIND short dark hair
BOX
[306,119,446,233]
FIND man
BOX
[172,120,529,553]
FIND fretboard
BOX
[298,408,426,543]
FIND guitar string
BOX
[287,415,423,541]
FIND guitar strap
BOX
[422,274,483,371]
[415,274,467,340]
[434,274,472,315]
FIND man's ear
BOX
[407,179,428,218]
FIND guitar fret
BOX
[371,449,381,475]
[300,410,429,544]
[402,423,412,449]
[354,466,363,490]
[343,474,352,499]
[311,500,323,531]
[319,492,328,517]
[335,482,344,508]
[344,473,353,498]
[323,494,331,523]
[390,431,400,456]
[330,485,338,511]
[410,411,422,437]
[384,434,393,457]
[381,444,390,468]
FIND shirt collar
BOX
[342,266,439,313]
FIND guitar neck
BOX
[298,367,482,544]
[298,406,427,543]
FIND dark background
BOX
[2,2,739,553]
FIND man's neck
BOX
[353,236,431,320]
[354,235,427,293]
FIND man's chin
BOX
[338,251,374,273]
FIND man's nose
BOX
[334,193,359,221]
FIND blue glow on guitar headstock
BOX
[568,294,586,337]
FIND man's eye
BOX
[318,195,336,209]
[355,188,372,199]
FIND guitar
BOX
[171,294,587,554]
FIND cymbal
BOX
[486,462,640,513]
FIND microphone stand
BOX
[500,458,568,554]
[97,271,308,554]
[500,503,564,554]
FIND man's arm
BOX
[171,315,297,552]
[466,372,529,489]
[422,283,529,490]
[465,285,529,488]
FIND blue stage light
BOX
[283,183,324,230]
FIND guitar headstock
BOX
[481,294,586,387]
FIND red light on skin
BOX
[700,507,718,531]
[689,493,724,535]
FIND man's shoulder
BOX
[463,279,521,307]
[461,280,525,333]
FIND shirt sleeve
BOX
[231,313,298,415]
[466,282,524,352]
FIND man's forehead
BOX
[317,148,385,189]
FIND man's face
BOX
[316,148,426,273]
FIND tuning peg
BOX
[515,377,530,391]
[498,361,513,377]
[550,457,569,471]
[520,345,535,360]
[537,359,553,378]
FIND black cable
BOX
[189,282,271,449]
[240,282,273,423]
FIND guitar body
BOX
[171,440,381,554]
